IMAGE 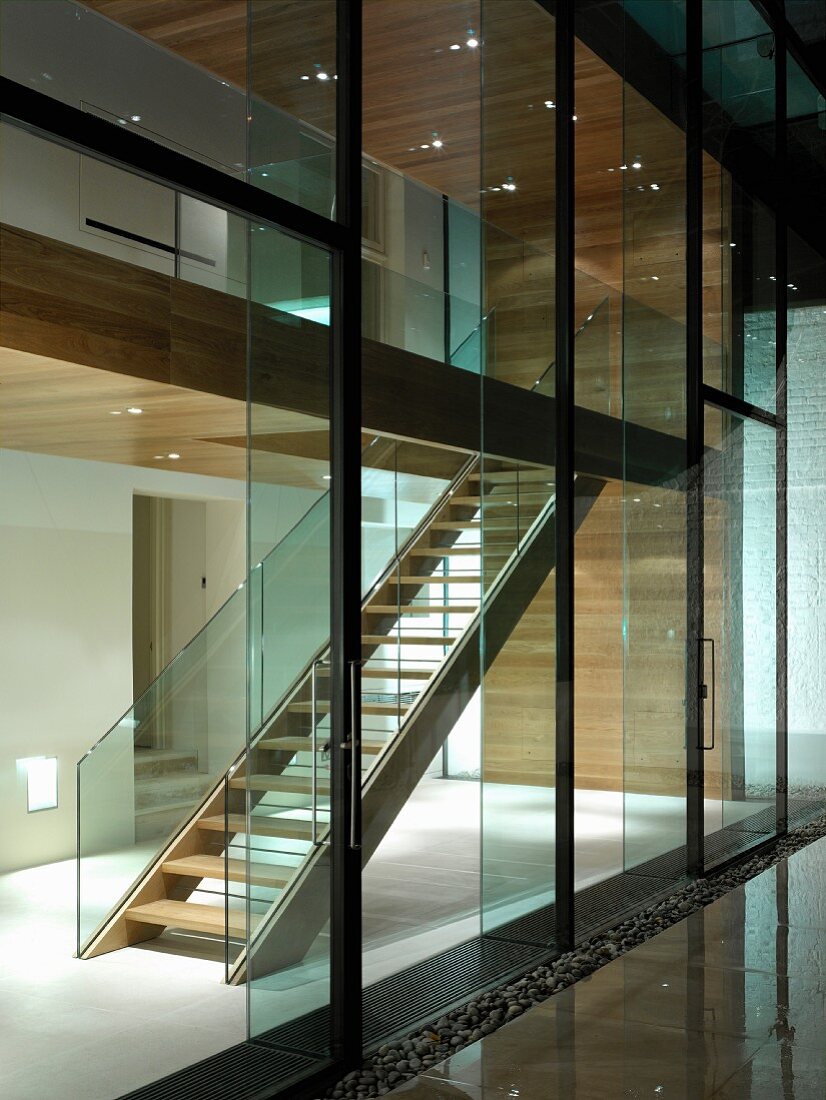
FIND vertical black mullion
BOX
[685,0,704,878]
[554,0,575,951]
[775,16,788,837]
[442,194,451,364]
[331,0,362,1068]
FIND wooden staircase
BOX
[79,458,555,964]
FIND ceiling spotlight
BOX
[769,275,777,281]
[109,410,122,415]
[651,275,660,281]
[153,455,164,460]
[502,180,517,191]
[608,167,615,172]
[544,100,555,108]
[632,160,642,169]
[650,183,660,190]
[300,75,310,80]
[317,71,329,81]
[730,241,736,247]
[620,164,628,170]
[420,143,431,149]
[130,114,141,122]
[572,114,578,121]
[490,186,502,192]
[450,43,461,50]
[466,37,479,48]
[432,138,444,148]
[322,474,332,481]
[168,452,181,460]
[126,407,143,415]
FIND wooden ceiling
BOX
[0,347,330,488]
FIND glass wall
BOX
[787,51,826,823]
[4,1,826,1096]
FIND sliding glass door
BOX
[701,397,780,871]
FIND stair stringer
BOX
[229,475,606,984]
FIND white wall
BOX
[0,449,319,873]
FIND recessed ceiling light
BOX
[652,275,660,281]
[467,37,479,48]
[651,183,660,190]
[126,407,143,415]
[317,71,329,81]
[490,186,501,192]
[545,100,555,108]
[730,241,736,247]
[502,181,517,191]
[450,43,461,50]
[130,114,141,122]
[432,138,444,148]
[110,410,122,415]
[322,474,332,480]
[572,114,578,121]
[608,167,615,172]
[620,164,628,170]
[153,455,164,459]
[300,75,310,80]
[420,143,431,149]
[632,161,642,169]
[168,452,181,460]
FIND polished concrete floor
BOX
[389,834,826,1100]
[0,780,782,1098]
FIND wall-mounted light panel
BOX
[18,756,59,812]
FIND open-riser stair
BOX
[79,458,569,967]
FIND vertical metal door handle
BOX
[310,660,321,845]
[349,660,362,851]
[699,637,716,751]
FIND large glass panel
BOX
[702,0,778,411]
[703,404,777,867]
[0,0,338,216]
[620,4,689,894]
[245,227,338,1055]
[249,0,338,216]
[480,0,557,948]
[786,51,826,823]
[2,124,256,1094]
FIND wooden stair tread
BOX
[162,854,292,888]
[430,521,517,531]
[409,546,480,556]
[125,899,254,938]
[469,470,551,484]
[361,666,434,679]
[362,634,456,646]
[230,774,331,795]
[200,813,316,840]
[258,736,385,754]
[289,700,410,714]
[366,604,477,615]
[395,575,481,584]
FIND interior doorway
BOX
[131,493,245,704]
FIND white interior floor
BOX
[1,780,772,1099]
